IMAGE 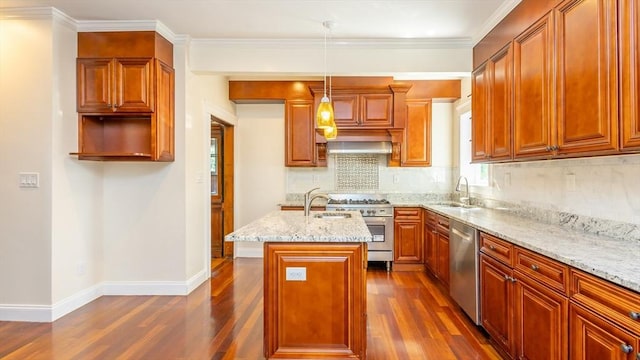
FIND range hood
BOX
[327,141,392,154]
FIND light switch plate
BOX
[19,172,39,188]
[285,267,307,281]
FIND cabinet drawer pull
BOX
[621,344,633,354]
[489,245,496,251]
[531,264,539,271]
[630,311,640,320]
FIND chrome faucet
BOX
[455,176,470,206]
[304,187,330,216]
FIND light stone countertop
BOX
[395,202,640,293]
[225,210,372,243]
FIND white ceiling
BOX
[0,0,521,44]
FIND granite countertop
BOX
[225,210,372,243]
[393,202,640,293]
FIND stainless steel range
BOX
[326,194,394,271]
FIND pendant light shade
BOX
[323,119,338,139]
[317,20,336,137]
[316,96,334,129]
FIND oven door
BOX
[364,216,393,253]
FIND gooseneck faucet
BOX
[455,176,470,206]
[304,187,330,216]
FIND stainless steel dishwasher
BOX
[449,219,481,325]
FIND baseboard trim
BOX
[0,270,210,322]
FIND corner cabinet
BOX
[72,31,175,162]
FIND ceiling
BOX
[0,0,521,43]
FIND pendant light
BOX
[317,20,336,135]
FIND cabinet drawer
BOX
[480,232,514,266]
[514,247,569,295]
[394,208,422,220]
[436,215,449,233]
[570,270,640,335]
[424,209,436,224]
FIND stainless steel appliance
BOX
[449,219,481,325]
[326,194,394,271]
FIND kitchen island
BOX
[225,210,372,360]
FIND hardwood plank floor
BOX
[0,259,501,359]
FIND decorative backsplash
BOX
[335,154,379,190]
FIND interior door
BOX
[211,120,234,258]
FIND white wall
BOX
[234,104,287,257]
[0,15,54,307]
[477,155,640,224]
[50,12,104,309]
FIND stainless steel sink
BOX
[436,202,480,210]
[313,212,352,219]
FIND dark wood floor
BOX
[0,259,501,359]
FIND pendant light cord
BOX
[323,24,328,98]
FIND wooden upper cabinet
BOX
[472,44,513,163]
[555,0,618,155]
[620,0,640,150]
[402,100,432,166]
[285,100,316,166]
[320,91,393,129]
[77,57,154,113]
[74,31,174,161]
[488,44,514,161]
[360,93,393,127]
[514,11,556,159]
[472,62,490,162]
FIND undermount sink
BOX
[436,202,481,210]
[313,212,352,219]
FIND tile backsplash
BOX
[335,155,379,190]
[286,154,453,194]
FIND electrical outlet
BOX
[565,173,576,191]
[285,267,306,281]
[76,262,87,276]
[393,175,400,184]
[504,172,511,186]
[19,172,39,188]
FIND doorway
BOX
[211,117,234,258]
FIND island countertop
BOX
[224,210,372,243]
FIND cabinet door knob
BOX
[621,344,633,354]
[545,146,552,151]
[630,311,640,320]
[531,264,539,271]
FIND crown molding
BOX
[76,19,178,44]
[472,0,523,45]
[191,37,473,50]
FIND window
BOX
[459,111,488,186]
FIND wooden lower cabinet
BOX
[514,270,568,360]
[423,210,437,273]
[423,212,449,288]
[480,233,569,360]
[434,215,450,288]
[263,242,367,359]
[393,208,423,270]
[569,269,640,360]
[570,303,639,360]
[481,253,516,358]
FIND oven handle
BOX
[364,217,393,225]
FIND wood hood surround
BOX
[229,77,461,167]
